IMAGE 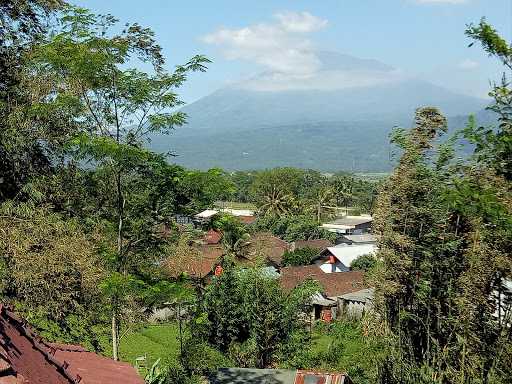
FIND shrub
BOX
[282,247,319,266]
[350,253,377,272]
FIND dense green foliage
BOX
[282,247,320,267]
[1,3,509,384]
[253,214,336,242]
[282,320,384,384]
[350,254,378,272]
[194,266,319,369]
[371,22,512,382]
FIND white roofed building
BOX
[315,243,377,273]
[322,215,373,234]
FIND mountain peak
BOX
[230,50,403,92]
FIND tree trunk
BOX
[112,170,124,361]
[111,71,124,362]
[112,310,119,361]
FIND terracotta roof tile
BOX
[293,239,333,251]
[0,305,143,384]
[280,266,365,297]
[165,245,224,278]
[238,216,256,225]
[204,230,223,245]
[242,232,290,266]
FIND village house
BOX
[165,244,224,280]
[338,288,375,319]
[239,232,290,267]
[165,231,290,280]
[315,243,378,273]
[0,304,143,384]
[280,266,367,321]
[322,215,373,235]
[193,208,256,228]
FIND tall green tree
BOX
[0,0,67,200]
[196,266,318,368]
[27,6,209,360]
[374,20,512,380]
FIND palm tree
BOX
[332,176,354,215]
[311,184,335,223]
[259,185,295,217]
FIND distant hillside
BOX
[149,52,492,171]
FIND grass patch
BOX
[118,323,184,368]
[284,320,382,384]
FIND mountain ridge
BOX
[150,52,491,171]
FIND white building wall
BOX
[318,261,349,273]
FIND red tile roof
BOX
[204,229,223,245]
[241,232,290,266]
[53,346,142,384]
[280,266,365,297]
[165,245,224,278]
[292,239,333,251]
[0,305,143,384]
[295,369,352,384]
[238,216,256,225]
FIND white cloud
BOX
[202,11,327,76]
[458,59,479,70]
[274,11,328,32]
[202,11,406,91]
[415,0,468,4]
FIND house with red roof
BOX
[280,266,369,321]
[0,304,143,384]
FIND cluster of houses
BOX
[167,209,377,323]
[0,210,373,384]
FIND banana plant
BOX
[144,358,167,384]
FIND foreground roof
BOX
[209,368,352,384]
[0,305,143,384]
[280,266,365,297]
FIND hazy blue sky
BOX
[75,0,511,103]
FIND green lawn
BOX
[118,323,184,368]
[309,321,383,383]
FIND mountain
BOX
[149,52,490,171]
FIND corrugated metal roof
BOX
[219,208,255,217]
[322,215,373,230]
[195,209,219,218]
[209,368,351,384]
[339,288,375,303]
[339,234,377,244]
